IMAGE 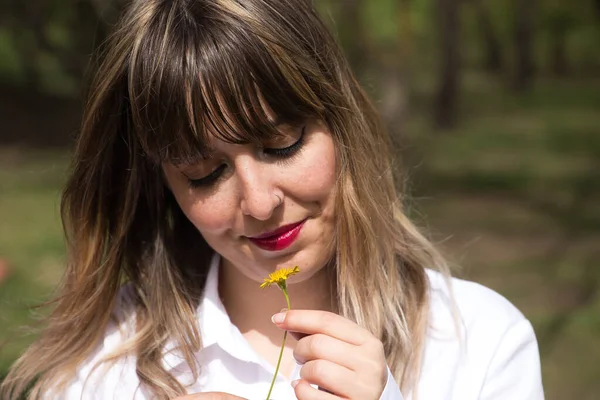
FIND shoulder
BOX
[421,270,544,399]
[56,284,147,399]
[426,269,527,335]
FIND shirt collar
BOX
[197,253,230,348]
[163,253,260,371]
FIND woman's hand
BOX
[173,393,247,400]
[272,310,388,400]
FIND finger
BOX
[176,393,247,400]
[294,333,362,371]
[272,309,371,345]
[289,330,308,341]
[214,395,246,400]
[293,379,340,400]
[279,308,309,342]
[299,359,355,398]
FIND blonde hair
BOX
[1,0,450,398]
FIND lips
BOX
[247,219,306,251]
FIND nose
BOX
[237,157,281,221]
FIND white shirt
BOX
[60,255,544,399]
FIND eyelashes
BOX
[264,125,305,159]
[188,164,227,188]
[187,125,306,189]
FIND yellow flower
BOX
[260,266,299,400]
[260,266,300,289]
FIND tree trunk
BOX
[13,1,46,89]
[550,25,569,76]
[338,0,368,78]
[473,0,503,72]
[513,0,536,91]
[379,0,411,139]
[434,0,461,130]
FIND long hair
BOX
[1,0,449,398]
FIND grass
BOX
[0,149,69,373]
[404,73,600,399]
[0,75,599,399]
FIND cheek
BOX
[188,196,238,234]
[288,139,337,202]
[185,202,229,233]
[169,181,235,234]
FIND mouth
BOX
[246,219,307,251]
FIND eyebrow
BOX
[170,117,290,166]
[169,146,216,166]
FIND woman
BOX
[1,0,544,399]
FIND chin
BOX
[284,251,331,282]
[229,244,332,283]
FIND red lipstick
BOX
[247,219,306,251]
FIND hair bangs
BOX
[126,0,324,166]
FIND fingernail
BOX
[291,379,300,388]
[271,312,286,324]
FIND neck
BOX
[218,257,335,341]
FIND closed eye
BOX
[187,164,227,188]
[187,125,306,189]
[264,125,305,158]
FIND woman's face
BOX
[162,119,337,284]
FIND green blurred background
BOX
[0,1,599,398]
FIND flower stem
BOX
[265,288,292,400]
[266,331,287,400]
